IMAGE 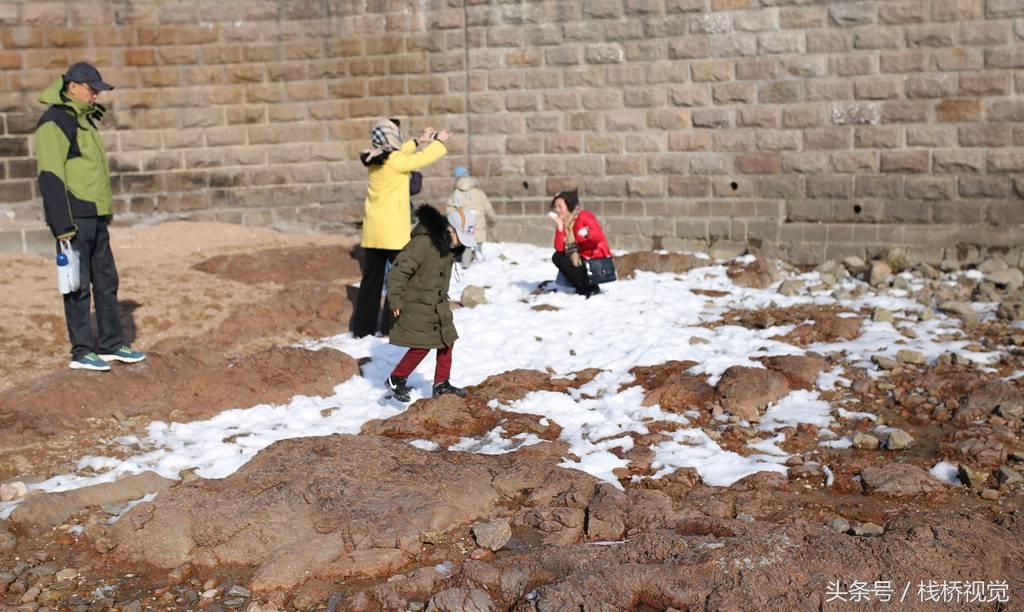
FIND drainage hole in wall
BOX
[522,181,529,189]
[853,204,862,214]
[730,181,738,191]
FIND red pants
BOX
[391,343,453,384]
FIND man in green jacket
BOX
[35,62,144,371]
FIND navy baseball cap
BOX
[64,62,113,91]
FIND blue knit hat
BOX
[454,166,469,178]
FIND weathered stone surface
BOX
[955,381,1023,425]
[471,519,511,552]
[760,354,828,390]
[939,425,1017,468]
[108,435,599,592]
[726,257,781,289]
[10,471,176,535]
[460,285,487,308]
[860,464,947,497]
[716,367,790,421]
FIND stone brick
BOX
[806,175,853,199]
[905,74,957,98]
[757,130,802,151]
[987,0,1024,18]
[692,109,733,129]
[856,176,904,198]
[713,83,757,104]
[934,47,984,71]
[831,102,880,125]
[710,33,758,57]
[990,100,1024,121]
[986,47,1024,68]
[782,153,830,174]
[958,176,1011,198]
[830,2,877,26]
[780,56,828,78]
[936,99,983,122]
[855,126,904,148]
[988,150,1024,172]
[646,61,690,84]
[691,60,732,82]
[759,31,804,54]
[906,126,956,147]
[759,81,803,104]
[881,100,929,123]
[738,107,780,128]
[735,153,781,175]
[647,108,691,129]
[880,50,930,73]
[833,151,879,173]
[690,154,732,175]
[804,128,852,150]
[830,54,875,77]
[668,84,710,107]
[669,176,710,197]
[668,132,712,151]
[606,155,646,176]
[880,150,930,173]
[905,177,956,200]
[734,9,778,32]
[854,77,902,99]
[668,37,709,60]
[735,59,778,80]
[906,24,957,47]
[959,72,1010,95]
[932,149,985,173]
[806,79,853,102]
[880,0,929,23]
[854,27,904,49]
[784,105,826,128]
[959,125,1013,147]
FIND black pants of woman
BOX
[352,247,400,337]
[552,251,600,297]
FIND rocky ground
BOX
[1,229,1023,611]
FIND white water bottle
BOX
[56,250,72,294]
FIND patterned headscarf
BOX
[361,118,403,165]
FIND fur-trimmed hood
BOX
[412,204,456,256]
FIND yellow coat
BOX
[362,140,447,250]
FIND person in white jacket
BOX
[445,167,497,267]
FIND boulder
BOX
[472,519,512,552]
[939,301,978,323]
[869,262,892,287]
[955,381,1024,425]
[760,354,828,390]
[107,435,598,592]
[9,471,176,535]
[860,464,946,497]
[726,257,780,289]
[939,424,1016,468]
[715,367,791,421]
[460,286,487,308]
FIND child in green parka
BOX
[385,204,477,402]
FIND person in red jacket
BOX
[549,190,611,298]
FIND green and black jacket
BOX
[35,77,113,239]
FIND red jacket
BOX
[554,210,612,259]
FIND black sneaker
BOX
[583,285,602,299]
[432,380,467,398]
[385,375,412,402]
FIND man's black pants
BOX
[62,216,124,359]
[352,247,400,338]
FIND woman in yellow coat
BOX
[352,118,449,338]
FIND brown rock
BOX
[716,367,791,421]
[777,314,863,346]
[193,245,362,285]
[640,376,718,413]
[955,380,1023,425]
[860,464,947,497]
[615,252,712,279]
[471,369,597,403]
[362,396,501,447]
[107,435,598,592]
[10,471,176,535]
[760,354,829,390]
[726,257,781,289]
[939,424,1016,468]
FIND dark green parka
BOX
[387,205,463,349]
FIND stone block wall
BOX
[0,0,1021,264]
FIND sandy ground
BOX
[0,222,354,392]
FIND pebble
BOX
[850,522,884,537]
[981,489,1001,501]
[201,588,219,599]
[958,464,987,489]
[735,513,754,523]
[223,598,247,609]
[871,355,898,370]
[54,569,77,582]
[995,466,1023,486]
[227,585,251,598]
[829,518,850,533]
[21,587,40,603]
[852,433,880,450]
[886,430,915,451]
[0,482,28,502]
[872,308,894,323]
[896,349,926,365]
[122,600,142,612]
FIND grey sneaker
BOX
[385,375,412,403]
[69,352,111,371]
[99,346,146,363]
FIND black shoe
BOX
[385,375,412,402]
[583,285,602,299]
[433,380,467,398]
